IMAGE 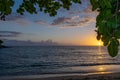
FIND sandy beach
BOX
[1,72,120,80]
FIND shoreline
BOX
[1,72,120,80]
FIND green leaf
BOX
[5,8,11,15]
[98,0,105,9]
[96,34,101,40]
[101,36,111,46]
[115,29,120,39]
[97,20,110,36]
[90,0,99,11]
[107,38,119,57]
[72,0,81,3]
[103,0,112,8]
[8,0,14,6]
[0,5,5,12]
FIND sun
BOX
[98,41,102,46]
[98,42,101,46]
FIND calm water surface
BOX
[0,46,120,76]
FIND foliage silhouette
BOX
[0,39,3,48]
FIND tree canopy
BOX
[0,0,120,57]
[91,0,120,57]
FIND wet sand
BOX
[1,72,120,80]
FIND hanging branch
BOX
[0,13,5,21]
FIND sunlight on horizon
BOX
[98,40,103,46]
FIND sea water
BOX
[0,46,120,77]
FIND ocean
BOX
[0,46,120,77]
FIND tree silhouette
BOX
[0,39,3,48]
[0,0,120,57]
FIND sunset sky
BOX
[0,0,100,46]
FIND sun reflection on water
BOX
[98,66,105,71]
[97,44,103,60]
[96,66,107,74]
[98,46,102,54]
[96,46,109,74]
[96,66,112,74]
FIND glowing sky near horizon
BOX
[0,0,100,46]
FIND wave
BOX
[1,62,120,70]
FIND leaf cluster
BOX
[0,0,14,20]
[0,0,81,17]
[91,0,120,57]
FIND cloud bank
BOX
[0,31,23,37]
[2,39,59,46]
[6,13,30,25]
[51,15,95,28]
[34,20,48,25]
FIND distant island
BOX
[1,39,59,46]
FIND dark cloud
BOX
[51,16,95,28]
[51,17,71,25]
[68,11,81,14]
[68,0,98,15]
[6,13,30,25]
[34,20,48,25]
[68,6,94,15]
[6,13,24,21]
[0,31,23,37]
